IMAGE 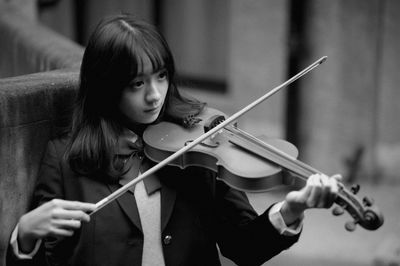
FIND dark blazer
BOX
[10,137,300,266]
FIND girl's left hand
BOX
[280,173,342,225]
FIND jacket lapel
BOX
[107,183,143,232]
[140,159,177,231]
[105,157,178,233]
[160,183,176,232]
[107,175,177,233]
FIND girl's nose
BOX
[145,80,161,104]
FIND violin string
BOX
[225,126,325,180]
[226,127,354,202]
[235,127,322,177]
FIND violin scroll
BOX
[334,183,384,231]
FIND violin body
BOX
[143,107,384,231]
[144,107,298,192]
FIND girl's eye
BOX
[132,80,144,89]
[158,70,168,80]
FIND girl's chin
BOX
[141,113,161,124]
[122,111,161,129]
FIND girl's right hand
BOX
[17,199,96,253]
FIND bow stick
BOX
[91,56,328,215]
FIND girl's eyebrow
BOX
[155,67,167,73]
[131,67,167,81]
[154,66,166,72]
[137,67,166,76]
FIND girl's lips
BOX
[144,105,161,113]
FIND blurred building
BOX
[1,1,400,265]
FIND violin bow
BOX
[91,56,328,215]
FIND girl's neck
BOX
[121,120,147,137]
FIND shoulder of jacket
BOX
[47,135,70,158]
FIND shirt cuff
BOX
[10,223,42,259]
[268,201,304,236]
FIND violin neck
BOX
[225,126,322,181]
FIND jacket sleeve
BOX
[215,180,300,266]
[36,139,82,266]
[6,140,63,266]
[33,140,65,207]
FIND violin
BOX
[143,107,383,231]
[93,56,384,231]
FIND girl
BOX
[9,14,340,266]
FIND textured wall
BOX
[0,71,79,266]
[0,3,82,265]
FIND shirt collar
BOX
[116,128,143,156]
[117,128,161,195]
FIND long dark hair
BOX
[65,14,205,180]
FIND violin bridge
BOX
[202,115,226,148]
[201,133,221,148]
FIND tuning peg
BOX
[363,196,374,207]
[332,206,345,216]
[350,184,360,194]
[345,220,357,232]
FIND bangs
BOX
[126,28,169,77]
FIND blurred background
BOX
[0,0,399,265]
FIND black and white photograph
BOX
[0,1,398,266]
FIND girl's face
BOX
[119,57,169,126]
